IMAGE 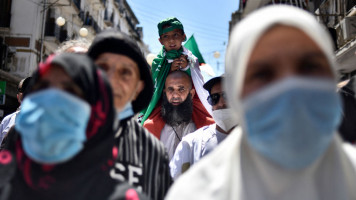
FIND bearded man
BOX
[157,71,197,159]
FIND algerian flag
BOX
[184,35,206,64]
[184,35,215,77]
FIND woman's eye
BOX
[298,54,331,77]
[299,60,326,76]
[122,69,131,76]
[119,68,133,80]
[250,68,274,83]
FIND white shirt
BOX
[160,121,196,160]
[170,124,228,180]
[166,127,356,200]
[0,111,19,143]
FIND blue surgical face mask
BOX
[117,102,134,120]
[15,88,91,164]
[241,77,342,169]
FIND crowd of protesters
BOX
[0,5,356,200]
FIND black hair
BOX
[18,77,32,93]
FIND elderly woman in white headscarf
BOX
[165,5,356,200]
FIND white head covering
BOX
[166,6,356,200]
[225,5,337,121]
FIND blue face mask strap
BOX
[118,102,134,120]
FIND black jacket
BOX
[112,117,172,200]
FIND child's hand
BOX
[171,55,188,71]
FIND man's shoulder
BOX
[0,112,18,134]
[182,124,216,144]
[1,112,17,124]
[125,117,167,154]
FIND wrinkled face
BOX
[32,65,84,99]
[210,82,227,111]
[95,53,144,111]
[164,73,195,106]
[159,29,186,51]
[241,25,333,98]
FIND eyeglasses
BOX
[207,92,226,106]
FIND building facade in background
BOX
[0,0,148,120]
[229,0,356,79]
[315,0,356,78]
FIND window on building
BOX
[73,0,81,10]
[45,8,56,37]
[347,0,356,13]
[0,0,12,28]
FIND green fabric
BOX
[184,35,206,64]
[158,17,184,36]
[140,47,185,124]
[0,81,6,95]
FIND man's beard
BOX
[161,93,193,127]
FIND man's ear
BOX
[132,80,145,101]
[183,34,187,41]
[17,93,22,103]
[190,88,195,99]
[159,37,163,45]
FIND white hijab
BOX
[225,4,337,122]
[166,5,356,200]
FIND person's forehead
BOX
[165,77,190,88]
[210,81,223,94]
[249,26,326,62]
[96,53,139,69]
[96,52,135,62]
[256,26,319,50]
[161,29,182,35]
